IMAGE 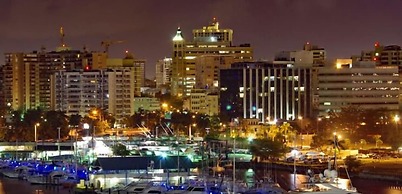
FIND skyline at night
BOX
[1,0,402,78]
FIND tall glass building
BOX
[220,61,313,122]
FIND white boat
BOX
[27,170,67,185]
[242,181,288,194]
[97,181,154,194]
[125,182,157,193]
[140,184,168,194]
[2,170,20,179]
[180,185,209,194]
[289,169,360,194]
[27,174,47,184]
[3,165,34,179]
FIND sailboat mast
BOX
[232,136,236,194]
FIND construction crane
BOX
[101,40,124,53]
[60,27,66,47]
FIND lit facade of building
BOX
[195,55,235,90]
[318,61,400,116]
[106,53,145,97]
[275,42,326,67]
[3,49,91,111]
[185,89,219,116]
[220,62,313,122]
[133,97,160,113]
[171,18,253,97]
[155,58,172,88]
[274,43,326,117]
[51,68,137,123]
[359,43,402,66]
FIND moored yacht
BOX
[289,169,360,194]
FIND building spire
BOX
[172,27,184,41]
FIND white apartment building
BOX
[155,58,172,88]
[51,69,136,124]
[185,89,219,116]
[318,61,400,116]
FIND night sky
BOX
[1,0,402,78]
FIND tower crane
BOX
[101,40,124,53]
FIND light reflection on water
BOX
[235,168,402,194]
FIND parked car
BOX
[304,158,323,165]
[355,153,369,159]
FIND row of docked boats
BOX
[0,159,88,187]
[94,176,288,194]
[0,158,360,194]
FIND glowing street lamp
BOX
[34,123,40,159]
[316,117,322,134]
[91,109,98,116]
[394,115,400,133]
[394,115,400,123]
[162,103,168,109]
[34,123,40,143]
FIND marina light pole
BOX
[231,118,239,194]
[34,123,40,159]
[57,127,61,156]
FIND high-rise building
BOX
[220,61,313,122]
[3,48,92,111]
[359,43,402,66]
[51,68,137,124]
[275,42,326,68]
[195,55,235,90]
[155,58,172,88]
[274,43,326,117]
[318,61,400,116]
[171,18,253,97]
[106,52,145,97]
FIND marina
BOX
[0,135,374,194]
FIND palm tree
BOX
[279,122,296,145]
[372,135,382,148]
[328,135,345,169]
[267,125,279,141]
[249,138,288,162]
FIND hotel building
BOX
[318,61,400,116]
[220,61,313,122]
[171,18,253,97]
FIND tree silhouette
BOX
[112,143,130,156]
[328,135,345,157]
[249,138,288,161]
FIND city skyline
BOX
[1,0,402,78]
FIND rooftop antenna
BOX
[60,27,65,47]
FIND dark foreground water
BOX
[0,177,71,194]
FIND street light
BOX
[298,116,303,148]
[34,123,40,159]
[316,117,322,134]
[34,123,40,143]
[394,115,400,131]
[57,127,61,156]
